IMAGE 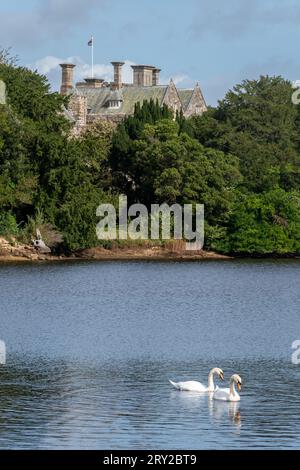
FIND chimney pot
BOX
[111,61,125,89]
[60,63,75,95]
[152,68,161,86]
[131,65,156,87]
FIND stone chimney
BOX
[60,63,75,95]
[111,61,125,89]
[131,65,155,87]
[152,68,161,86]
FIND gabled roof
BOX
[75,85,168,115]
[184,83,207,116]
[177,89,194,110]
[70,80,206,118]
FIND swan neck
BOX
[230,381,237,397]
[208,371,215,390]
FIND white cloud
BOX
[28,56,137,91]
[172,74,190,86]
[159,73,194,88]
[33,56,63,75]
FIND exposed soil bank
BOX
[77,246,231,261]
[0,237,231,263]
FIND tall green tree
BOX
[191,76,300,193]
[0,59,117,250]
[111,118,241,245]
[223,189,300,254]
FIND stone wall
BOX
[87,113,126,125]
[184,85,207,118]
[162,80,182,115]
[68,95,87,127]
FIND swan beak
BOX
[237,383,242,391]
[220,373,224,381]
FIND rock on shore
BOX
[0,237,55,262]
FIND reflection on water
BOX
[0,260,300,449]
[209,398,242,431]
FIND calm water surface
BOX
[0,260,299,449]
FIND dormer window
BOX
[108,100,122,109]
[107,90,123,109]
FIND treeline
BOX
[1,53,300,255]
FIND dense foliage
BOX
[0,55,115,251]
[1,51,300,255]
[188,76,300,253]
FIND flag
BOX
[88,37,93,47]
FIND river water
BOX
[0,259,299,449]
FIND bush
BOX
[0,212,19,236]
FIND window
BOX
[108,100,122,109]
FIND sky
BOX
[0,0,300,105]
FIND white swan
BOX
[213,374,242,402]
[169,367,224,392]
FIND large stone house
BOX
[60,62,207,132]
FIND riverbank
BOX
[0,237,231,262]
[77,246,231,261]
[0,237,64,262]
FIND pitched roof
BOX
[75,85,167,115]
[109,89,123,101]
[177,89,194,110]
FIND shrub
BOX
[0,212,19,236]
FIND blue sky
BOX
[0,0,300,105]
